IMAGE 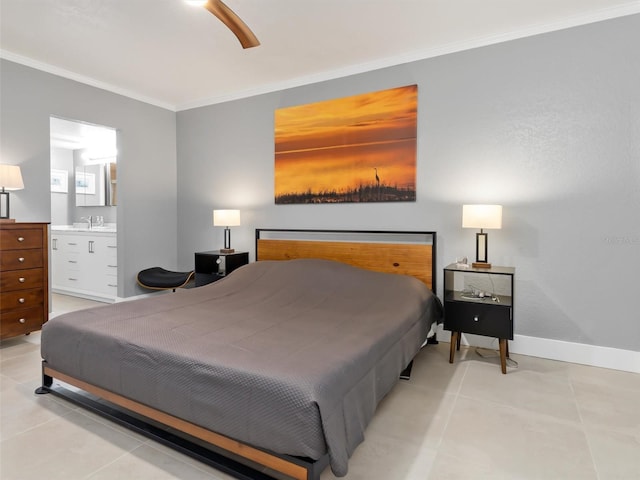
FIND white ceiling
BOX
[2,1,639,111]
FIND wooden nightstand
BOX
[194,250,249,287]
[444,263,515,373]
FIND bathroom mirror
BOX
[74,160,117,206]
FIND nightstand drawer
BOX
[444,302,513,339]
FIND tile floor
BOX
[1,294,639,479]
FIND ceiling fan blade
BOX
[204,0,260,49]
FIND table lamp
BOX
[213,209,240,253]
[0,164,24,222]
[462,204,502,268]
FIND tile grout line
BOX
[80,444,146,480]
[454,362,588,431]
[568,372,601,480]
[432,360,469,451]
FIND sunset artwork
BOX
[274,85,417,204]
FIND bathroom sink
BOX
[90,226,116,232]
[71,223,91,229]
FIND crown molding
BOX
[0,50,175,111]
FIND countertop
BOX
[51,224,117,233]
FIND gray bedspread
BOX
[41,259,442,476]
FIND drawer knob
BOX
[18,298,26,304]
[18,257,25,263]
[17,236,25,242]
[19,277,26,283]
[19,318,26,324]
[473,315,479,322]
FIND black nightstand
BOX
[194,250,249,287]
[444,263,515,373]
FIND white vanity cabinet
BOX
[51,230,117,302]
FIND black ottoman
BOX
[136,267,194,291]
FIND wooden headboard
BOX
[255,229,437,292]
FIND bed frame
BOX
[36,229,437,480]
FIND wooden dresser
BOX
[0,222,49,340]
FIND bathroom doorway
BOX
[49,116,119,307]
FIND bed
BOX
[37,229,441,479]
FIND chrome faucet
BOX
[81,215,92,229]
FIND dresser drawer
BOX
[444,301,513,339]
[1,288,44,312]
[0,268,44,292]
[0,249,44,271]
[0,306,45,339]
[0,228,43,250]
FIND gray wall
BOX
[0,60,178,298]
[177,15,639,352]
[50,147,74,225]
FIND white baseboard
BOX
[113,292,176,303]
[52,287,116,304]
[510,334,640,374]
[436,327,640,374]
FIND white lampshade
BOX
[213,209,241,227]
[0,165,25,190]
[462,205,502,230]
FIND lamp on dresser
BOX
[0,164,24,222]
[213,209,240,253]
[462,204,502,268]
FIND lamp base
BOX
[219,248,235,254]
[472,262,492,269]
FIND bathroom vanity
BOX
[51,225,117,302]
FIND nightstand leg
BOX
[456,331,461,351]
[499,339,508,374]
[449,332,458,363]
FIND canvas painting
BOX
[274,85,417,204]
